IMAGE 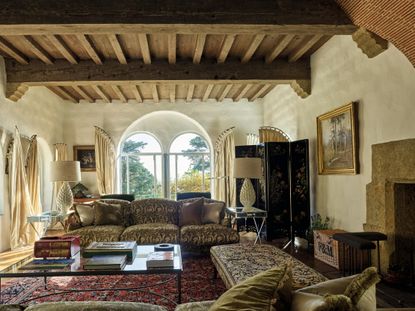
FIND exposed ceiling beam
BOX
[168,34,176,64]
[249,84,271,101]
[218,84,233,101]
[202,84,214,101]
[193,34,206,64]
[152,84,159,103]
[22,36,53,64]
[48,86,77,103]
[46,35,78,64]
[265,35,295,63]
[241,34,265,63]
[131,85,143,103]
[169,84,176,103]
[108,34,127,64]
[138,33,151,64]
[289,34,323,62]
[92,85,110,103]
[186,84,195,102]
[0,37,28,64]
[6,59,310,85]
[0,1,356,35]
[111,85,127,102]
[217,35,235,63]
[235,84,253,101]
[72,85,93,102]
[76,34,102,64]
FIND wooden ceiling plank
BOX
[112,85,127,102]
[46,35,78,64]
[168,34,176,64]
[131,85,143,103]
[193,34,206,64]
[92,85,110,102]
[0,1,356,36]
[169,84,175,103]
[6,59,310,84]
[49,86,77,103]
[138,33,151,64]
[22,35,53,64]
[0,37,29,64]
[265,34,295,63]
[217,35,236,63]
[152,84,159,103]
[218,84,233,101]
[202,84,214,101]
[72,85,93,102]
[241,34,266,63]
[76,34,102,64]
[235,84,253,101]
[186,84,195,102]
[108,34,127,64]
[249,83,272,101]
[289,34,323,62]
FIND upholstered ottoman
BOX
[210,244,327,290]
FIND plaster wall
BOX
[63,100,263,194]
[262,36,415,231]
[0,58,66,251]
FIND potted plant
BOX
[305,213,331,248]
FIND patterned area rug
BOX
[1,257,226,311]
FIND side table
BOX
[226,207,267,244]
[27,212,65,238]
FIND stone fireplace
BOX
[365,139,415,277]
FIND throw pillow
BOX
[201,202,224,224]
[314,295,354,311]
[75,204,94,226]
[344,267,381,305]
[179,198,204,226]
[209,265,291,311]
[94,201,123,226]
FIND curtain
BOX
[52,143,68,211]
[25,135,43,242]
[9,127,35,249]
[246,133,259,145]
[259,126,290,143]
[95,126,115,195]
[214,127,236,207]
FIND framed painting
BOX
[317,102,359,175]
[73,145,96,172]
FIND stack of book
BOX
[83,241,137,261]
[34,236,80,259]
[21,258,75,270]
[146,251,174,268]
[83,255,127,270]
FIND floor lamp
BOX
[233,157,262,212]
[51,161,81,214]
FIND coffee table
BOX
[0,244,183,304]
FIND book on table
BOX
[83,241,137,261]
[146,251,174,268]
[20,258,75,270]
[83,255,127,270]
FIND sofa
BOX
[66,197,239,251]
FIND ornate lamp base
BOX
[240,178,256,212]
[56,181,74,214]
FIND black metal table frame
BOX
[0,265,182,305]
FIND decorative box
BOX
[314,229,347,269]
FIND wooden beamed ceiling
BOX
[0,0,356,103]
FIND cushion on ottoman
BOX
[180,224,239,248]
[25,301,167,311]
[120,223,180,244]
[174,301,215,311]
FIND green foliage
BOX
[311,213,331,230]
[170,171,211,196]
[181,136,210,172]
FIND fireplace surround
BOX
[365,139,415,278]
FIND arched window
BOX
[119,133,163,199]
[168,133,211,199]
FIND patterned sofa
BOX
[66,198,239,251]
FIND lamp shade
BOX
[233,158,262,179]
[50,161,81,182]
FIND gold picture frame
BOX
[317,102,359,175]
[73,145,96,172]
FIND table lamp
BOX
[50,161,81,214]
[233,157,262,212]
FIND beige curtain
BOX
[52,143,68,210]
[25,135,43,242]
[9,127,35,249]
[259,126,290,143]
[246,133,259,145]
[95,126,115,195]
[214,127,236,207]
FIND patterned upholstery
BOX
[120,223,180,244]
[210,244,327,290]
[180,224,239,249]
[130,199,181,225]
[24,301,167,311]
[174,301,215,311]
[67,225,125,247]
